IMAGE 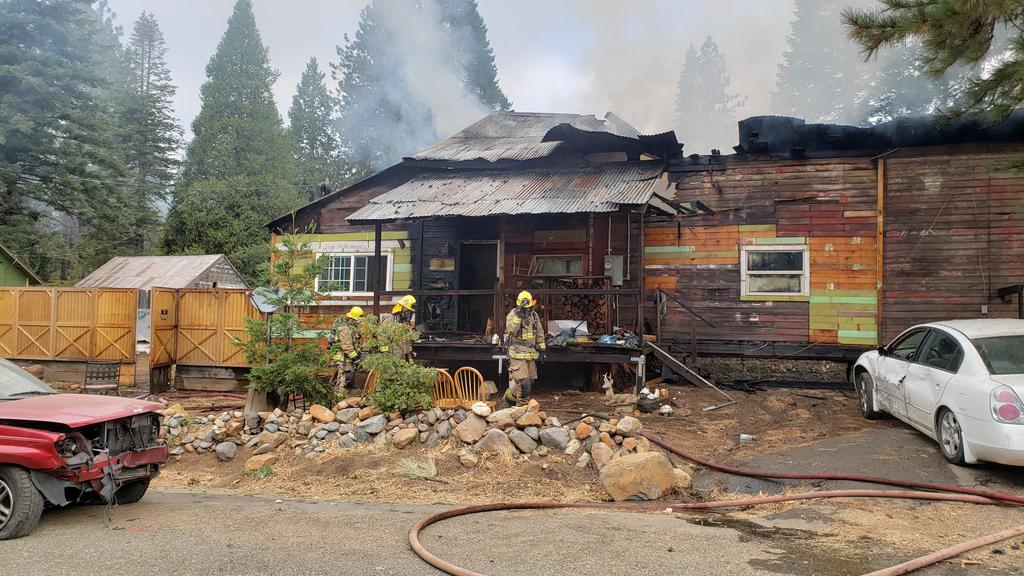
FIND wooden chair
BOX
[362,368,380,397]
[432,369,460,410]
[82,361,120,396]
[453,366,492,408]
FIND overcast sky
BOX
[105,0,796,137]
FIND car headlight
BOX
[991,385,1024,424]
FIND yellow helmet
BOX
[345,306,364,320]
[516,290,535,308]
[398,294,416,312]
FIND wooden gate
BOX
[0,288,136,362]
[149,288,177,393]
[176,289,259,367]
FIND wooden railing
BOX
[654,287,716,365]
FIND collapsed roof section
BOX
[405,111,681,164]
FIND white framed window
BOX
[316,253,391,295]
[740,245,809,298]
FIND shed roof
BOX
[347,162,665,223]
[0,241,43,285]
[76,255,239,290]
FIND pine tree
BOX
[0,0,127,280]
[333,0,510,176]
[288,58,343,198]
[161,0,300,282]
[674,36,745,154]
[773,0,873,123]
[844,0,1024,120]
[436,0,511,112]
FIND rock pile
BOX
[159,397,692,501]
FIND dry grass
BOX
[393,457,438,481]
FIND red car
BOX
[0,358,168,539]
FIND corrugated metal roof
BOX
[407,112,643,163]
[76,255,229,290]
[348,162,664,222]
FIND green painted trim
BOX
[839,337,879,346]
[809,295,877,305]
[838,329,878,339]
[753,236,805,245]
[740,294,810,302]
[393,263,412,273]
[645,245,695,254]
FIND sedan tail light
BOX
[991,385,1024,424]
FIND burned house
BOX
[269,111,686,381]
[647,113,1024,363]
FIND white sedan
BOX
[853,319,1024,466]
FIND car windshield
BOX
[0,359,56,401]
[972,336,1024,375]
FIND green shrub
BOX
[360,353,434,414]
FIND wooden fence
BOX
[0,287,136,363]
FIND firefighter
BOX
[329,306,364,391]
[379,294,416,360]
[503,290,546,406]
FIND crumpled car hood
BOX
[0,394,162,428]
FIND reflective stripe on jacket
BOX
[505,308,545,360]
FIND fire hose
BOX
[408,429,1024,576]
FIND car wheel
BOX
[856,371,884,420]
[0,466,44,540]
[937,408,966,465]
[114,479,150,505]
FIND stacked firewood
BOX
[552,294,608,334]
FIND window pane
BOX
[353,256,368,292]
[973,336,1024,375]
[920,331,964,372]
[534,256,583,276]
[890,330,927,361]
[337,256,352,291]
[747,250,804,272]
[747,274,802,293]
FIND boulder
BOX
[458,448,479,468]
[576,452,592,468]
[351,428,372,443]
[453,414,488,444]
[309,404,335,423]
[357,406,381,420]
[257,431,288,449]
[635,436,651,453]
[338,434,355,449]
[508,429,539,454]
[545,417,561,427]
[489,416,516,430]
[564,438,581,455]
[515,412,543,428]
[335,408,360,424]
[590,442,614,471]
[487,406,526,423]
[214,442,237,461]
[526,399,540,413]
[523,426,540,441]
[470,402,492,417]
[168,446,185,456]
[244,453,279,471]
[296,421,313,436]
[615,416,642,436]
[474,429,518,457]
[436,420,452,438]
[574,422,593,440]
[673,467,693,492]
[244,411,261,430]
[253,443,274,456]
[357,414,388,435]
[598,452,675,502]
[539,427,570,451]
[599,432,615,448]
[392,428,419,449]
[622,437,638,451]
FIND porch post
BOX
[373,222,382,316]
[638,210,646,337]
[497,215,507,334]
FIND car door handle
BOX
[899,376,907,385]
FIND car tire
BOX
[114,479,150,505]
[0,465,45,540]
[855,371,884,420]
[937,408,967,465]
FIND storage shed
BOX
[0,242,43,286]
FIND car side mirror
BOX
[877,346,887,357]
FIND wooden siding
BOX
[881,145,1024,341]
[0,256,32,286]
[649,157,880,348]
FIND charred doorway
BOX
[458,241,497,334]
